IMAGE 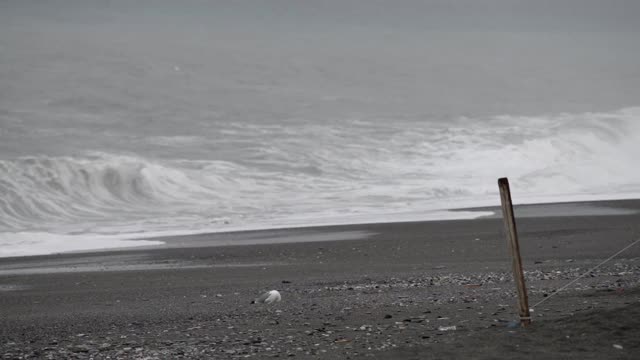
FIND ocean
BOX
[1,0,640,256]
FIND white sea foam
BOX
[1,107,639,257]
[0,232,164,258]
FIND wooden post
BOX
[498,177,531,326]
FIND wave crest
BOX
[1,107,640,240]
[0,153,229,230]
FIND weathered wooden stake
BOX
[498,177,531,326]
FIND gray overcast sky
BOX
[1,0,639,32]
[1,0,639,117]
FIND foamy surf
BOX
[0,232,164,258]
[1,107,640,257]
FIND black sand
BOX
[1,200,640,359]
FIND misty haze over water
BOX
[1,0,640,256]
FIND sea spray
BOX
[1,108,639,256]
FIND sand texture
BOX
[1,200,640,359]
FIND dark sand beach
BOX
[1,200,640,359]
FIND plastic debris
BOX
[251,290,281,304]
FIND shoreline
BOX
[2,198,639,260]
[1,199,639,358]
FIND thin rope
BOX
[531,237,640,309]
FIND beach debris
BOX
[613,344,623,350]
[437,325,456,331]
[251,290,281,304]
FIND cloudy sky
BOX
[1,0,639,118]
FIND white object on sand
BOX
[437,325,457,331]
[252,290,281,304]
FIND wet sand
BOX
[1,200,640,359]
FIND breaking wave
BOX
[1,107,640,255]
[0,153,239,231]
